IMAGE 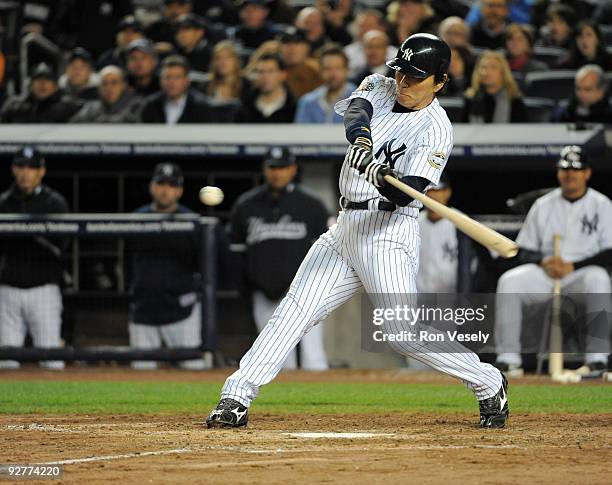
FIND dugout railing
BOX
[0,213,219,363]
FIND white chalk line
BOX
[43,448,192,465]
[284,432,395,439]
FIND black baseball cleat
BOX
[479,374,509,429]
[206,398,248,428]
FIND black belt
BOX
[341,197,396,212]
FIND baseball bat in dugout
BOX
[549,234,564,376]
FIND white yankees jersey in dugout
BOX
[417,211,458,293]
[516,187,612,260]
[334,73,453,211]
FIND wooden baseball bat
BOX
[384,175,519,258]
[549,234,564,376]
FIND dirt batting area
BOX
[1,369,611,484]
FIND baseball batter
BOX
[207,34,508,429]
[495,146,612,373]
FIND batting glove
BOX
[364,162,395,188]
[347,136,373,173]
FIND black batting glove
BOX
[347,136,373,173]
[364,162,395,188]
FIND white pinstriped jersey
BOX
[334,73,453,210]
[517,187,612,261]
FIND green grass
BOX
[0,381,610,415]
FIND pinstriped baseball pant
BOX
[222,210,502,406]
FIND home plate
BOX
[284,432,394,439]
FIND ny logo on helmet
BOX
[401,48,414,61]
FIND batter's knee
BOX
[580,266,612,292]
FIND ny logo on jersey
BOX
[401,48,414,61]
[375,139,407,169]
[442,242,458,261]
[581,213,598,235]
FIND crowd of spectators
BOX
[0,0,610,125]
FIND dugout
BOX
[0,123,609,367]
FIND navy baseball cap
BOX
[69,47,93,66]
[13,146,45,168]
[264,147,295,168]
[177,13,207,30]
[117,15,143,33]
[236,0,270,8]
[126,39,156,56]
[557,145,589,170]
[31,63,56,81]
[152,163,184,185]
[278,28,308,44]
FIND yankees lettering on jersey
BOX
[246,215,308,245]
[516,188,612,261]
[417,212,458,293]
[334,73,453,209]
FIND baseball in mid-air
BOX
[199,186,224,206]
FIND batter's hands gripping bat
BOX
[383,175,519,258]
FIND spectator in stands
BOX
[55,0,133,59]
[203,41,251,102]
[505,24,547,76]
[295,7,331,53]
[229,0,279,56]
[70,66,143,123]
[147,0,193,44]
[463,50,527,123]
[350,31,394,85]
[175,14,212,73]
[556,64,612,124]
[470,0,510,50]
[239,53,296,123]
[557,21,612,71]
[59,48,99,101]
[387,0,439,47]
[230,147,329,370]
[128,163,207,370]
[593,2,612,25]
[444,46,475,96]
[0,147,68,370]
[465,0,533,26]
[438,16,471,49]
[495,146,611,376]
[295,45,355,123]
[279,28,322,98]
[242,39,282,79]
[141,55,231,123]
[344,9,396,78]
[536,4,575,50]
[97,15,145,69]
[0,63,82,123]
[313,0,353,46]
[126,39,160,97]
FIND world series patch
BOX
[357,80,375,92]
[427,151,446,169]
